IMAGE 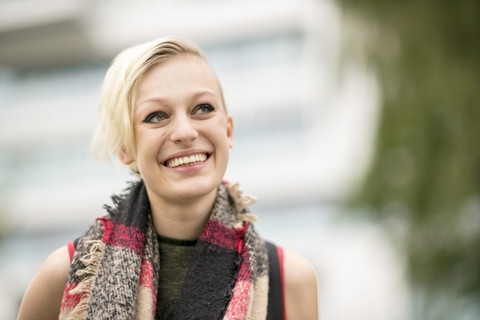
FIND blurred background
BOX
[0,0,478,319]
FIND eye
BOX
[193,104,215,115]
[143,112,168,124]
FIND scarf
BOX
[59,181,269,319]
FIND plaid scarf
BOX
[59,181,269,319]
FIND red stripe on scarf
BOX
[139,259,155,291]
[139,259,157,310]
[99,217,145,254]
[60,282,82,312]
[225,280,252,319]
[224,225,253,319]
[235,222,253,281]
[237,245,252,280]
[200,219,238,250]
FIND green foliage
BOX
[335,0,480,313]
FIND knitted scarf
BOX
[59,181,269,319]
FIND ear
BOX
[226,116,234,148]
[119,149,135,165]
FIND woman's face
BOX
[121,55,233,206]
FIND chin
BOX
[166,176,220,201]
[184,180,219,196]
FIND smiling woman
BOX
[17,36,318,320]
[121,54,233,223]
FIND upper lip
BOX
[162,149,211,165]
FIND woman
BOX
[17,36,318,319]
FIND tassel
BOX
[65,240,106,319]
[225,182,258,216]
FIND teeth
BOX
[166,153,208,168]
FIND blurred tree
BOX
[334,0,480,317]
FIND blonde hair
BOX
[91,36,225,171]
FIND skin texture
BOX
[17,55,318,319]
[17,245,70,320]
[120,55,234,240]
[284,249,319,319]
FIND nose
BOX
[169,114,198,144]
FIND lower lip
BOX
[165,156,210,174]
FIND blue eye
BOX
[193,104,215,114]
[143,112,167,123]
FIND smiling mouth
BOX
[164,153,209,168]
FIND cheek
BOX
[215,132,232,159]
[134,132,158,161]
[210,117,231,142]
[210,130,230,151]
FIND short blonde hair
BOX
[91,36,225,171]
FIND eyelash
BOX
[143,112,168,124]
[142,104,215,124]
[193,104,215,114]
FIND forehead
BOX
[136,55,220,101]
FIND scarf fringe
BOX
[67,240,106,319]
[225,182,258,222]
[240,213,258,223]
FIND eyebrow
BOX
[135,89,217,109]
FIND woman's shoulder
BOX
[17,245,71,320]
[42,245,71,275]
[283,249,319,320]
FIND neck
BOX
[147,188,217,240]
